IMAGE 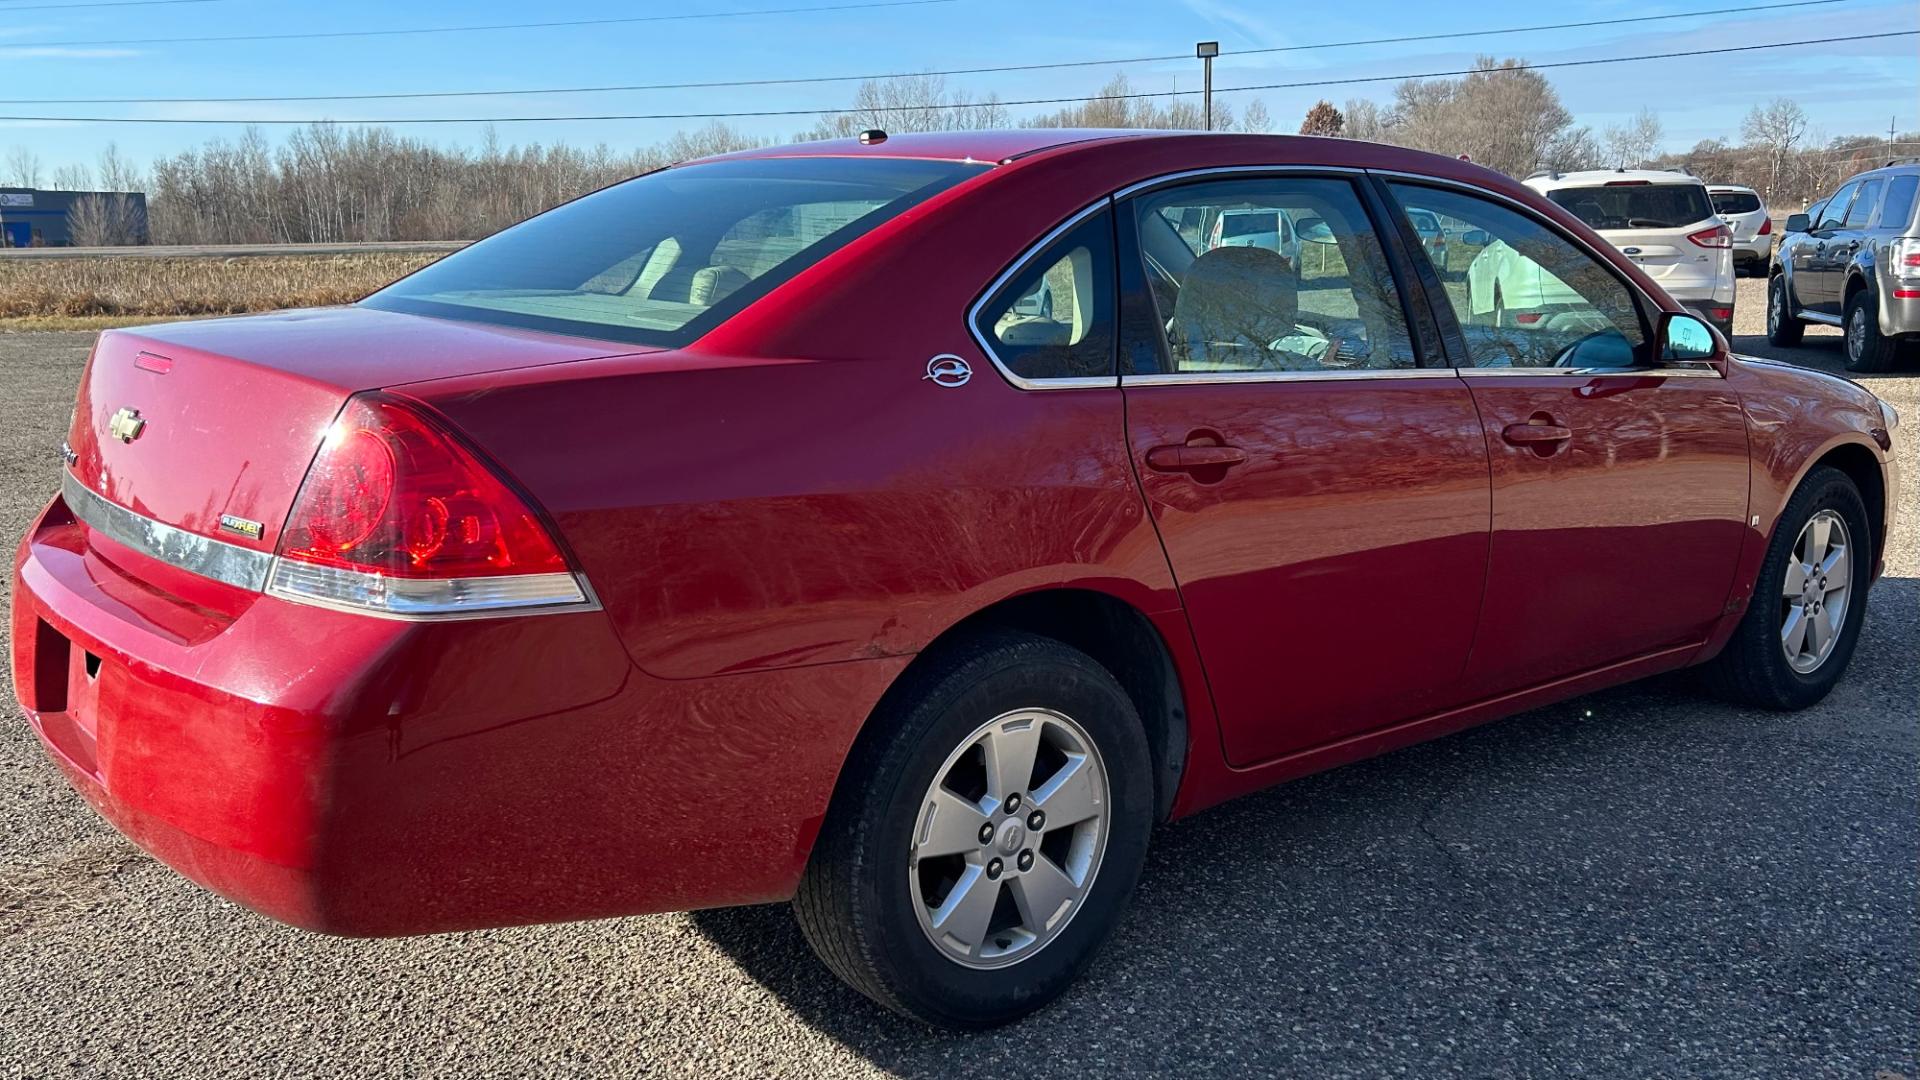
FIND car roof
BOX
[704,129,1182,165]
[1525,169,1706,190]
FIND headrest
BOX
[1171,245,1298,367]
[690,265,750,306]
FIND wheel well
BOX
[904,590,1190,820]
[1843,270,1869,306]
[1812,442,1887,560]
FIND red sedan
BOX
[9,131,1900,1028]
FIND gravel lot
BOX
[1,277,1914,1079]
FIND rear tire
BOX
[1701,466,1872,710]
[1767,274,1805,347]
[1844,289,1898,373]
[794,631,1154,1029]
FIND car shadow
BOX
[1730,331,1914,382]
[691,578,1917,1076]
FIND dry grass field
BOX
[0,252,442,329]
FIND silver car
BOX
[1769,162,1920,372]
[1709,184,1772,276]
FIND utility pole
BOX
[1196,41,1219,131]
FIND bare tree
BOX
[51,163,92,191]
[809,75,1008,139]
[1603,108,1663,169]
[1387,58,1593,176]
[1239,99,1273,134]
[66,193,146,246]
[1742,98,1808,202]
[3,145,43,188]
[1299,100,1345,137]
[1023,73,1242,132]
[1342,98,1393,143]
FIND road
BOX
[1,278,1914,1079]
[0,241,467,261]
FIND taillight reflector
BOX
[269,393,590,619]
[1896,289,1920,299]
[1688,225,1732,249]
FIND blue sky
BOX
[0,0,1913,175]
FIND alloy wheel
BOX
[907,708,1109,969]
[1769,280,1783,333]
[1781,509,1852,674]
[1846,306,1866,363]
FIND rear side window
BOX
[1843,179,1885,229]
[973,208,1116,383]
[1710,191,1762,215]
[1882,175,1920,230]
[1546,183,1715,230]
[364,157,986,348]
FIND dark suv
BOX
[1768,161,1920,371]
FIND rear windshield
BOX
[363,157,987,347]
[1709,191,1762,215]
[1220,212,1279,238]
[1547,183,1715,231]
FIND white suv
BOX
[1708,184,1772,276]
[1520,169,1736,336]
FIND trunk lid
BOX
[65,305,653,556]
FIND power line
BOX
[0,0,959,48]
[0,31,1908,125]
[0,0,1856,99]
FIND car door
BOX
[1805,181,1859,314]
[1118,171,1491,767]
[1383,180,1749,696]
[1835,176,1885,294]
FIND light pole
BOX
[1196,41,1219,131]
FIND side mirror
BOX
[1660,311,1719,363]
[1784,213,1810,234]
[1460,229,1490,246]
[1293,216,1336,244]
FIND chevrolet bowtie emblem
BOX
[108,407,146,443]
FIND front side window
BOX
[1389,182,1648,370]
[1842,179,1885,229]
[1546,182,1714,231]
[1127,177,1416,374]
[972,208,1116,382]
[364,157,986,348]
[1815,183,1858,232]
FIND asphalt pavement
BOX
[0,277,1914,1078]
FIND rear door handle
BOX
[1502,421,1573,446]
[1145,444,1248,472]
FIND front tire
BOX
[1702,466,1872,710]
[794,632,1154,1029]
[1844,289,1898,373]
[1767,274,1805,347]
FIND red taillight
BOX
[1708,307,1734,320]
[1604,180,1652,186]
[1514,312,1545,325]
[1688,225,1733,249]
[278,394,569,580]
[1904,253,1920,268]
[1758,217,1773,236]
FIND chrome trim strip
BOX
[265,561,600,622]
[1453,365,1724,378]
[1123,367,1460,387]
[62,471,273,591]
[1111,163,1365,202]
[966,198,1120,392]
[59,471,600,621]
[1800,311,1843,327]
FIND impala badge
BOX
[108,407,146,443]
[218,514,264,541]
[924,354,971,388]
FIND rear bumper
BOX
[11,492,901,935]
